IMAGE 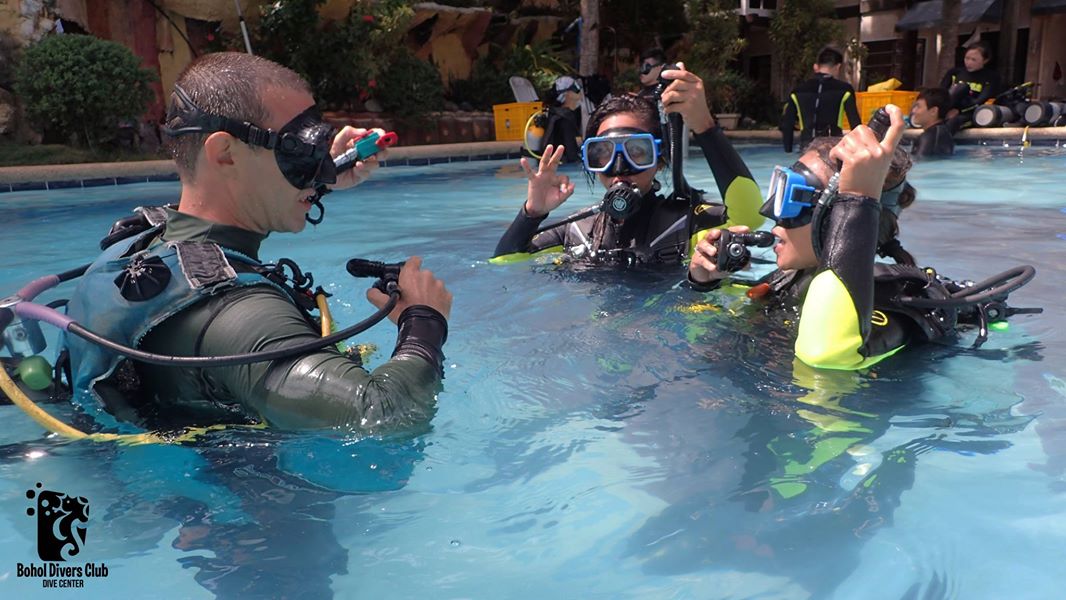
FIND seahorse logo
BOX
[26,483,89,562]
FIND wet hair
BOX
[966,41,992,62]
[640,48,666,65]
[584,93,663,140]
[917,87,951,121]
[816,47,844,67]
[803,136,917,266]
[164,52,311,179]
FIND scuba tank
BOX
[973,104,1018,128]
[1022,100,1066,126]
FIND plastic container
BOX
[493,102,543,142]
[855,91,919,127]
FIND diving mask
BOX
[760,162,823,228]
[163,85,338,190]
[581,128,662,175]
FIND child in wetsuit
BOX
[910,87,956,157]
[940,42,1000,116]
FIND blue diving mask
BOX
[760,162,823,229]
[581,128,662,175]
[879,179,913,217]
[163,84,338,190]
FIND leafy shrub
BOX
[256,0,413,110]
[448,58,513,110]
[14,34,154,147]
[375,50,445,119]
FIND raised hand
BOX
[522,144,576,218]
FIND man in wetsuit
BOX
[637,48,668,100]
[910,87,956,157]
[780,47,861,153]
[492,65,763,266]
[63,53,452,432]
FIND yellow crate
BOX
[493,102,543,142]
[855,91,919,127]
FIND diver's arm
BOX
[795,194,906,369]
[692,127,765,231]
[843,88,861,131]
[780,99,798,152]
[198,289,447,432]
[973,71,1000,105]
[912,129,934,157]
[939,69,956,90]
[492,206,567,259]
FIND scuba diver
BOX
[524,76,584,164]
[493,63,764,267]
[941,41,1001,118]
[0,53,452,436]
[689,104,1040,370]
[909,87,957,157]
[779,47,862,153]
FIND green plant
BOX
[705,70,754,114]
[0,37,21,90]
[769,0,844,91]
[374,49,444,120]
[612,68,640,95]
[14,34,154,147]
[256,0,414,110]
[683,0,746,76]
[448,58,513,109]
[501,40,574,96]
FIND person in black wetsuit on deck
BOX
[910,87,956,157]
[780,47,861,153]
[492,63,764,267]
[941,41,1000,120]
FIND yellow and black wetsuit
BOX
[765,195,955,370]
[492,126,764,265]
[780,73,861,153]
[940,66,1000,110]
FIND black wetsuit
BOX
[912,120,956,157]
[95,210,449,432]
[493,127,764,265]
[941,66,1000,110]
[542,106,581,163]
[780,73,862,152]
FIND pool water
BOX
[1,144,1064,598]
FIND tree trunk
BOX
[998,0,1020,86]
[937,0,962,80]
[580,0,600,77]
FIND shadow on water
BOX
[611,291,1040,597]
[0,428,425,599]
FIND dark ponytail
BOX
[877,210,916,266]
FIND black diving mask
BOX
[163,85,338,190]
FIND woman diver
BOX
[689,104,1038,370]
[492,63,764,266]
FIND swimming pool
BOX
[1,144,1064,598]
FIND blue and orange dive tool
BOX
[307,130,399,224]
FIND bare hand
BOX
[330,126,388,190]
[366,256,452,322]
[659,62,715,134]
[828,104,906,198]
[689,226,750,283]
[522,144,576,218]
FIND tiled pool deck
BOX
[1,128,1062,193]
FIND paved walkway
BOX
[1,128,1062,187]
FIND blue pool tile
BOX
[115,176,149,185]
[487,153,508,160]
[407,158,430,166]
[47,180,82,189]
[0,183,10,193]
[9,181,46,192]
[83,177,117,188]
[428,156,450,165]
[147,173,180,182]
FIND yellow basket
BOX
[493,102,543,141]
[855,91,919,127]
